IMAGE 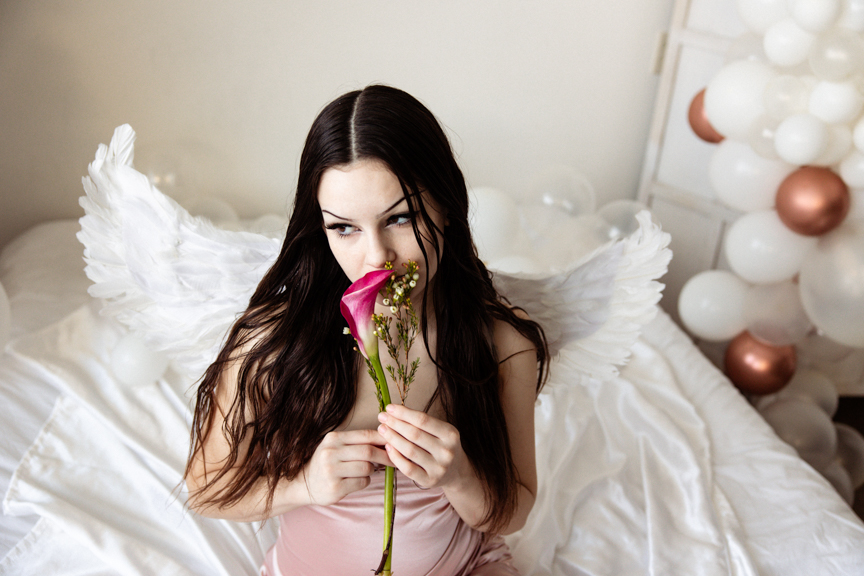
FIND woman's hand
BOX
[302,429,393,506]
[376,404,471,490]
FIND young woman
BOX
[184,85,549,576]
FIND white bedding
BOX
[1,220,864,575]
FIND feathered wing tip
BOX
[492,210,672,381]
[77,125,281,380]
[565,210,672,380]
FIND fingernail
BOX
[378,424,386,435]
[386,404,396,413]
[378,412,388,422]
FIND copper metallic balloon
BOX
[724,331,797,395]
[776,167,850,236]
[688,88,724,144]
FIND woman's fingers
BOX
[304,429,396,505]
[378,405,461,456]
[383,403,452,438]
[377,406,465,487]
[382,441,426,482]
[342,443,393,469]
[323,430,394,468]
[330,428,387,447]
[378,422,432,465]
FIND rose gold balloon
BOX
[724,331,797,395]
[776,167,850,236]
[688,88,724,144]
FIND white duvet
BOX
[3,298,863,575]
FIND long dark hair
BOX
[185,85,549,533]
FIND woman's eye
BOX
[325,223,357,237]
[388,213,413,227]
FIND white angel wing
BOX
[492,211,672,381]
[77,124,281,379]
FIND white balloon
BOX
[468,187,520,262]
[816,348,864,390]
[809,28,864,81]
[798,223,864,347]
[0,281,10,351]
[760,397,838,470]
[519,204,604,268]
[808,80,864,124]
[789,0,842,32]
[758,368,838,415]
[848,188,864,220]
[596,200,648,240]
[737,0,789,32]
[678,270,749,341]
[571,213,616,247]
[183,196,239,224]
[743,281,813,345]
[764,74,814,120]
[813,124,853,166]
[705,60,776,140]
[852,116,864,152]
[774,113,829,164]
[840,149,864,187]
[821,459,856,504]
[709,139,794,211]
[798,331,855,364]
[747,115,782,159]
[530,165,596,217]
[726,32,769,62]
[725,210,818,283]
[838,0,864,30]
[110,334,170,387]
[835,422,864,487]
[764,18,816,67]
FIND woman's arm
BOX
[185,353,392,522]
[377,315,539,534]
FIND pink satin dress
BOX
[260,469,520,576]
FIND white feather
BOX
[78,125,281,380]
[492,210,672,380]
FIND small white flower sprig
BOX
[370,260,421,406]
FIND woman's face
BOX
[318,159,446,302]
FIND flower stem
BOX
[368,347,395,575]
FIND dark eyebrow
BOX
[378,197,407,218]
[321,197,408,221]
[321,209,348,220]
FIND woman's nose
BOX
[366,231,396,268]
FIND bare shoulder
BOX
[493,308,538,370]
[214,314,277,409]
[493,308,541,404]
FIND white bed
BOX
[2,159,864,574]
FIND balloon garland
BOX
[679,0,864,502]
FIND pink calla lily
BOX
[340,269,393,359]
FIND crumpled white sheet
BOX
[0,353,58,558]
[3,303,864,575]
[638,312,864,576]
[3,302,277,575]
[1,516,117,576]
[507,326,756,576]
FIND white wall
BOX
[0,0,674,249]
